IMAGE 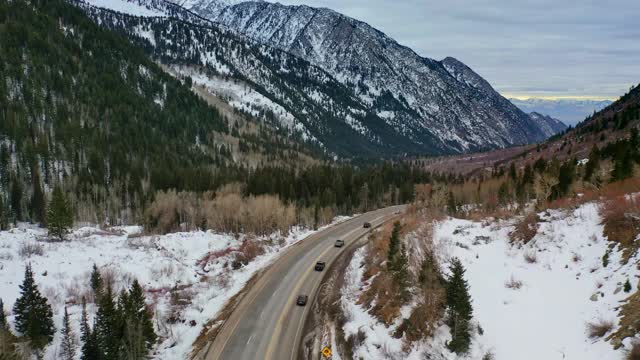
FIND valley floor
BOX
[0,219,348,359]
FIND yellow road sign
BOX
[322,346,332,358]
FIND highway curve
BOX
[200,205,404,360]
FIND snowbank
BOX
[433,202,639,359]
[0,218,348,359]
[338,202,639,359]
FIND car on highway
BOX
[334,239,345,247]
[296,295,308,306]
[363,222,372,228]
[314,261,326,271]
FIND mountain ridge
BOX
[74,0,565,157]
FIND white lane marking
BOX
[246,335,253,345]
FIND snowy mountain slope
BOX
[528,111,568,137]
[72,0,560,156]
[75,0,440,157]
[195,0,555,148]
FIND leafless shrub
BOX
[524,251,538,264]
[212,271,231,289]
[233,239,265,268]
[151,262,175,280]
[64,279,85,304]
[572,252,583,263]
[100,267,119,290]
[19,242,44,258]
[42,286,62,307]
[510,213,540,244]
[0,252,13,261]
[587,319,614,339]
[505,275,523,290]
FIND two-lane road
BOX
[201,205,404,360]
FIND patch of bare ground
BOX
[607,290,640,350]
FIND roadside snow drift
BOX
[0,220,346,359]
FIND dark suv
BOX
[334,239,345,247]
[315,261,326,271]
[363,222,372,228]
[296,295,308,306]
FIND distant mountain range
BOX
[509,98,613,126]
[73,0,565,157]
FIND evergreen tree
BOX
[549,159,576,201]
[447,191,457,215]
[624,279,632,293]
[1,298,19,359]
[59,307,77,360]
[120,280,156,358]
[90,264,104,299]
[0,195,8,230]
[583,145,600,182]
[95,285,122,360]
[12,264,55,354]
[10,177,23,222]
[393,244,411,301]
[445,258,473,354]
[30,169,46,225]
[0,299,5,331]
[80,298,100,360]
[611,145,634,182]
[387,221,401,267]
[46,185,73,241]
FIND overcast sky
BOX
[271,0,639,100]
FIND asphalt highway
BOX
[202,205,404,360]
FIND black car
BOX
[363,222,372,228]
[315,261,326,271]
[296,295,308,306]
[334,239,345,247]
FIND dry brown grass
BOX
[601,195,640,263]
[358,221,401,325]
[510,213,540,244]
[601,197,640,246]
[587,319,614,339]
[608,290,640,349]
[505,275,523,290]
[627,341,640,360]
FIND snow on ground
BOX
[0,217,349,359]
[338,202,639,359]
[82,0,165,17]
[433,202,639,359]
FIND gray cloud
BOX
[271,0,640,99]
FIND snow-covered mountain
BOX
[528,112,568,137]
[510,98,613,126]
[74,0,562,157]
